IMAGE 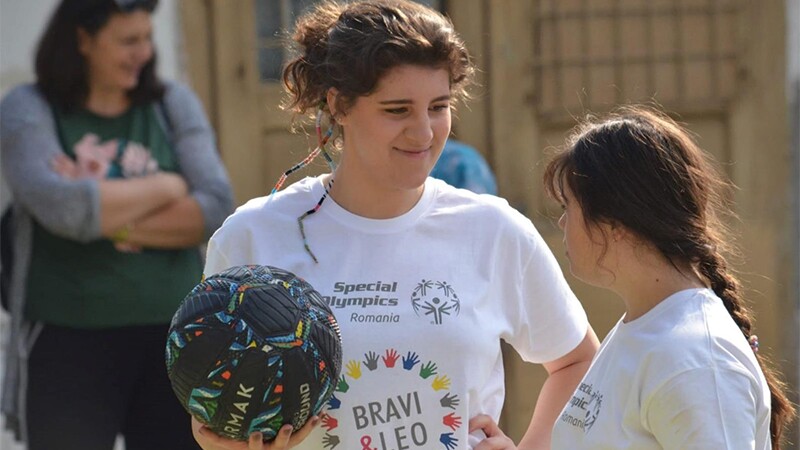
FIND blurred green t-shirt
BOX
[25,104,202,328]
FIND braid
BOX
[545,106,796,449]
[697,250,752,336]
[697,247,795,449]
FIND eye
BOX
[384,107,408,115]
[430,104,450,112]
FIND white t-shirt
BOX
[205,176,588,450]
[551,288,771,450]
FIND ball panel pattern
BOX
[166,265,342,441]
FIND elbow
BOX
[16,182,102,243]
[34,210,100,243]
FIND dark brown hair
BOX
[282,0,474,116]
[544,106,795,449]
[35,0,162,112]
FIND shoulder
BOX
[431,178,515,218]
[430,178,542,246]
[213,178,317,241]
[2,84,45,104]
[161,80,197,102]
[1,84,51,121]
[632,290,761,386]
[159,80,206,119]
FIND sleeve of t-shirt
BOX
[502,216,589,364]
[0,85,101,242]
[163,82,235,239]
[203,234,232,277]
[645,367,761,450]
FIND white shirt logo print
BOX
[411,280,461,325]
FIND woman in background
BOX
[0,0,234,448]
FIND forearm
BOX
[125,196,205,249]
[98,172,186,236]
[517,359,591,450]
[517,328,599,450]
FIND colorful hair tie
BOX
[268,101,339,263]
[748,335,759,353]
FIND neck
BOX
[610,245,705,322]
[85,83,130,116]
[325,172,425,219]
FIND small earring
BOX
[748,335,759,353]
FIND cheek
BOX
[100,47,126,68]
[434,115,451,137]
[140,43,154,61]
[422,109,448,133]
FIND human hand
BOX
[73,133,116,179]
[51,153,81,180]
[191,416,319,450]
[114,241,142,253]
[469,414,516,450]
[51,134,117,180]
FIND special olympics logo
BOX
[410,280,461,325]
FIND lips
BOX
[394,147,431,159]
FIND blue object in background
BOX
[431,139,498,195]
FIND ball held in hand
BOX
[166,265,342,441]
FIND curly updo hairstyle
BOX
[282,0,474,117]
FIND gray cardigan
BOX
[0,81,235,441]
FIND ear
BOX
[326,88,347,125]
[597,219,620,242]
[609,221,631,243]
[77,28,92,56]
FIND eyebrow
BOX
[378,95,451,105]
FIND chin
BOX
[406,176,430,191]
[122,79,140,90]
[391,173,429,191]
[118,73,141,89]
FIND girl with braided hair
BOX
[545,106,795,449]
[193,1,599,449]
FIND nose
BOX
[404,111,434,146]
[557,212,566,230]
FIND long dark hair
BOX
[544,106,795,449]
[282,0,474,116]
[35,0,162,112]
